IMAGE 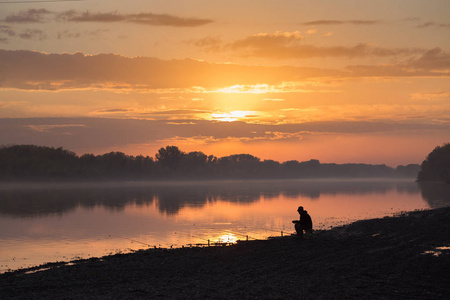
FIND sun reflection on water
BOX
[217,233,237,244]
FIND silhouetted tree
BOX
[260,159,282,178]
[217,154,261,178]
[0,145,78,178]
[417,143,450,182]
[180,151,208,176]
[155,146,185,169]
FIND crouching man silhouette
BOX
[292,206,313,238]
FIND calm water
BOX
[1,179,449,273]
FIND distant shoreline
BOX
[2,206,449,299]
[0,145,421,181]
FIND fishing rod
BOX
[173,231,211,243]
[108,235,154,248]
[223,229,257,241]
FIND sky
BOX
[0,0,449,166]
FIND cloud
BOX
[3,9,213,27]
[410,91,450,101]
[345,48,450,78]
[404,17,421,22]
[1,25,49,41]
[57,29,108,39]
[128,12,212,27]
[190,31,305,53]
[193,31,425,59]
[90,107,213,120]
[158,131,306,145]
[417,22,450,28]
[57,10,126,22]
[0,49,346,91]
[301,20,380,26]
[406,47,450,70]
[263,98,285,102]
[404,17,450,29]
[0,25,15,42]
[188,36,223,52]
[0,100,27,108]
[18,29,46,40]
[94,108,131,113]
[0,25,15,36]
[24,124,86,133]
[230,31,304,49]
[4,8,51,23]
[230,40,423,59]
[0,49,448,92]
[57,11,213,26]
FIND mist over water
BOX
[0,179,448,272]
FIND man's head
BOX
[297,206,304,213]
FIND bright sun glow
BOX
[218,234,237,243]
[214,84,271,94]
[211,110,256,122]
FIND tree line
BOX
[0,144,421,181]
[417,143,450,183]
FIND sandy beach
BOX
[1,206,449,299]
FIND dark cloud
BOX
[193,32,425,59]
[57,30,81,39]
[4,8,51,23]
[404,17,421,22]
[346,48,450,76]
[0,25,49,41]
[0,25,15,42]
[57,29,107,39]
[95,108,130,113]
[228,33,423,59]
[57,11,213,27]
[188,36,223,52]
[3,9,213,27]
[0,25,15,36]
[127,12,213,27]
[230,31,304,50]
[403,17,450,28]
[301,20,380,26]
[57,10,126,22]
[18,29,46,40]
[407,47,450,70]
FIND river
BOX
[0,179,449,273]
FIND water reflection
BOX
[0,179,426,217]
[418,182,450,209]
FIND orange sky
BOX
[0,0,449,166]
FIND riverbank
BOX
[1,206,449,299]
